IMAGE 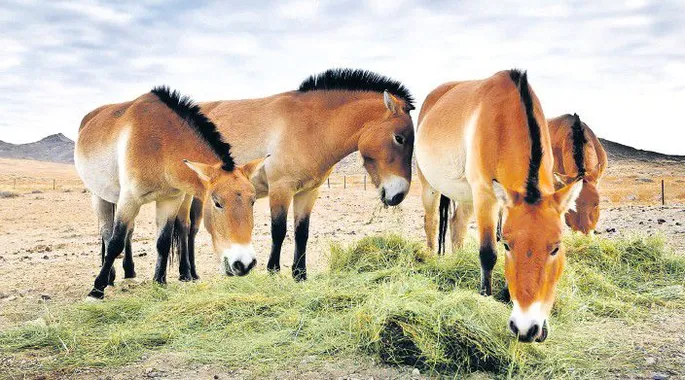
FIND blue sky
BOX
[1,0,684,154]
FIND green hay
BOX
[1,234,683,378]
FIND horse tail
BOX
[170,217,184,266]
[437,194,450,255]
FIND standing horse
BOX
[168,68,414,281]
[75,86,263,299]
[548,114,607,234]
[416,70,582,342]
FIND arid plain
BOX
[0,155,683,378]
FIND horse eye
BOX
[503,242,511,251]
[213,199,223,209]
[394,134,405,145]
[550,246,560,256]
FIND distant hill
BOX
[0,133,682,169]
[0,134,75,163]
[598,138,685,163]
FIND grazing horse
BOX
[75,87,263,299]
[164,68,414,281]
[416,70,583,342]
[548,114,607,234]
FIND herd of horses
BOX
[74,68,607,343]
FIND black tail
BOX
[437,195,450,255]
[170,217,184,266]
[570,113,587,178]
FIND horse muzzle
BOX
[220,244,257,276]
[380,176,409,206]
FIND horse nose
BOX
[232,261,247,276]
[231,258,257,276]
[517,323,540,343]
[389,192,405,206]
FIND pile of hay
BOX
[1,234,683,377]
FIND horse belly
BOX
[75,149,120,204]
[416,139,472,202]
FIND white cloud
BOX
[0,0,683,155]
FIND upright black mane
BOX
[508,69,543,204]
[570,113,587,178]
[151,86,235,172]
[298,68,415,111]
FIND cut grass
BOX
[1,234,683,378]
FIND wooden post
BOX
[344,176,347,189]
[13,178,16,189]
[53,179,56,190]
[661,179,665,206]
[364,175,366,190]
[327,178,330,189]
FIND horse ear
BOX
[554,172,574,185]
[492,180,519,207]
[553,179,583,213]
[239,157,266,180]
[383,90,400,115]
[184,159,219,183]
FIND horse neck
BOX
[307,92,386,167]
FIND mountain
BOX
[0,133,682,168]
[0,133,75,163]
[598,138,685,163]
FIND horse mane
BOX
[297,68,415,111]
[508,69,543,204]
[570,113,587,178]
[150,86,235,172]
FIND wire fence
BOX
[1,175,683,205]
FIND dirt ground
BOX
[0,158,684,378]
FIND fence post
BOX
[364,175,366,190]
[327,178,330,189]
[53,179,56,190]
[661,179,665,206]
[344,176,347,189]
[13,178,16,189]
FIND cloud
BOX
[0,0,683,154]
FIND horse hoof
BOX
[179,275,192,282]
[267,266,281,274]
[86,288,104,301]
[292,270,307,282]
[191,275,200,281]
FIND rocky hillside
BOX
[0,134,75,163]
[599,138,685,163]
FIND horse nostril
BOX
[509,320,518,335]
[528,323,539,339]
[247,259,257,272]
[389,192,405,206]
[232,261,246,276]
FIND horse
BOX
[75,86,264,299]
[548,114,607,234]
[153,68,414,282]
[415,70,583,342]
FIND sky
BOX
[1,0,684,155]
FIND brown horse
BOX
[75,87,263,299]
[160,69,414,281]
[548,114,607,234]
[416,70,582,342]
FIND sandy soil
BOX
[0,158,683,378]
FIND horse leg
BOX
[122,222,136,279]
[87,195,140,299]
[266,187,293,274]
[91,195,116,286]
[473,188,499,296]
[153,196,184,284]
[292,188,319,281]
[449,202,473,253]
[419,169,440,252]
[175,195,193,282]
[188,196,202,280]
